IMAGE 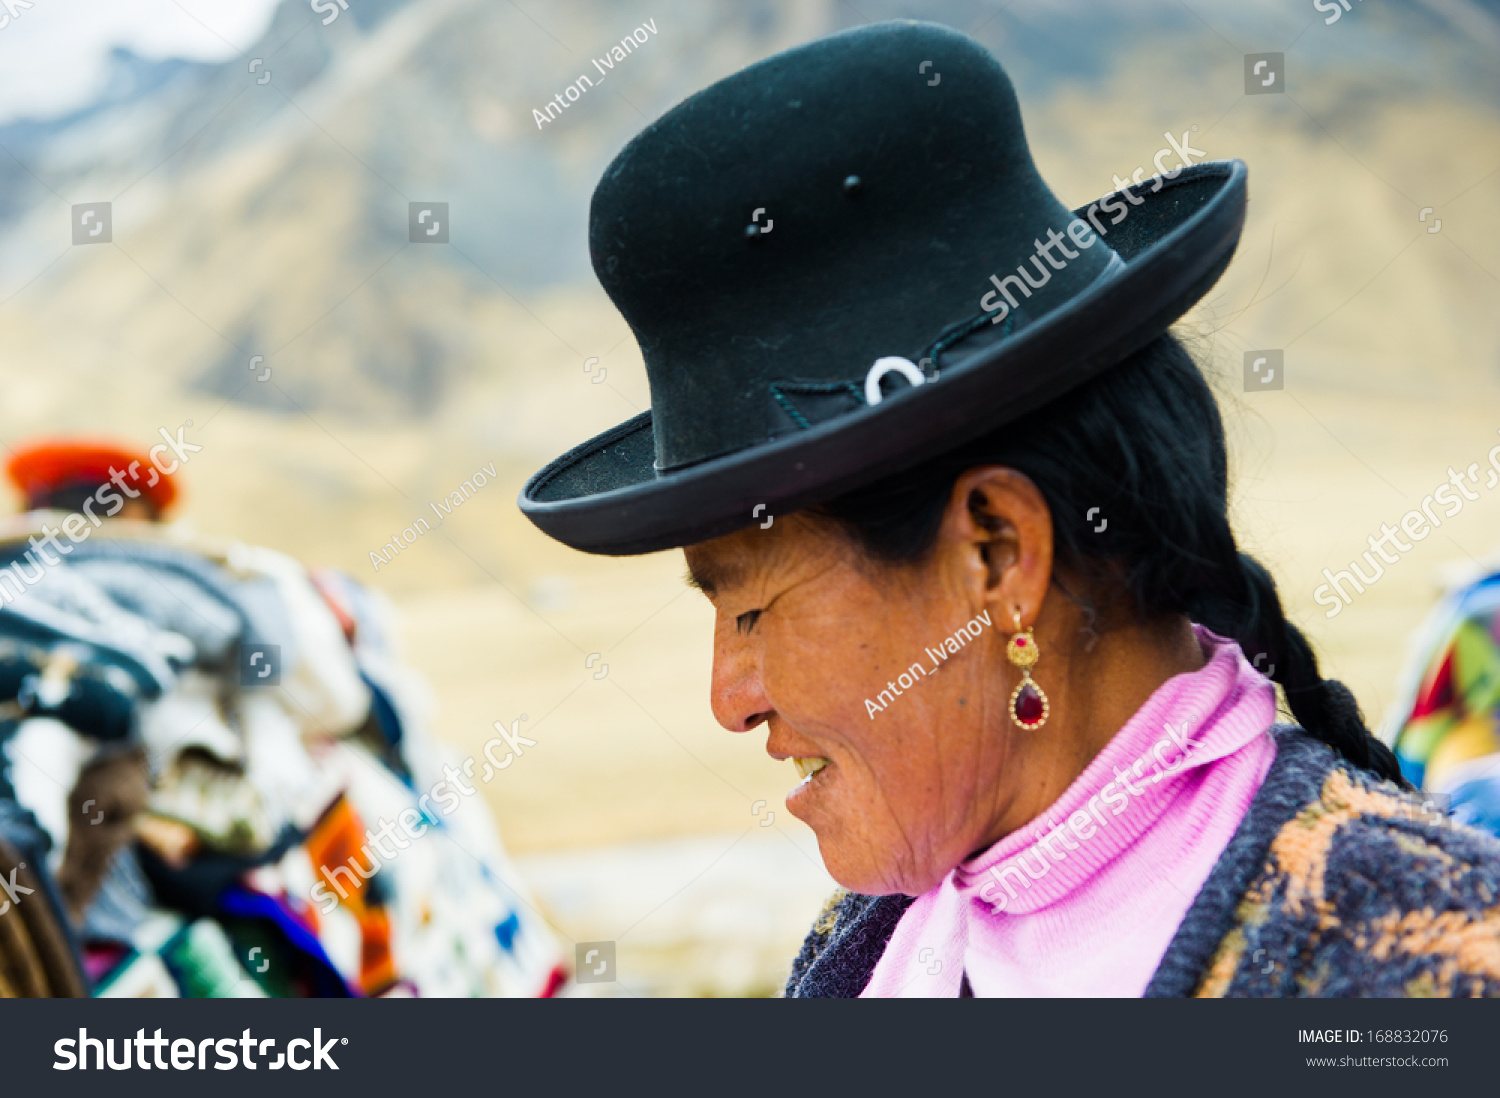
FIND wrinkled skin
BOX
[685,467,1204,896]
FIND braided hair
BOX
[816,332,1405,785]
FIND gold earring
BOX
[1006,610,1049,729]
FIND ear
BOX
[934,466,1054,629]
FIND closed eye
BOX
[735,609,762,635]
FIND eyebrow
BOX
[684,556,746,598]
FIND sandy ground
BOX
[514,830,834,997]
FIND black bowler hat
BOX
[520,20,1246,555]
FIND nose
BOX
[709,616,773,733]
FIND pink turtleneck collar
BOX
[861,626,1277,997]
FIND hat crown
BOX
[589,21,1112,471]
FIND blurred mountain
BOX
[0,0,1496,423]
[0,0,836,418]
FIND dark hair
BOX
[28,479,159,521]
[817,333,1406,785]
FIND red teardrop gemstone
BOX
[1014,681,1045,725]
[1015,637,1026,647]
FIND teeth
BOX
[792,757,830,780]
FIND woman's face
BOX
[685,486,1047,896]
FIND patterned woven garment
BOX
[785,726,1500,997]
[1385,570,1500,837]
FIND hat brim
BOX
[520,160,1247,556]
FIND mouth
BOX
[766,734,836,813]
[787,756,835,814]
[792,756,831,781]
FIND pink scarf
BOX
[861,626,1276,997]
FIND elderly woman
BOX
[521,22,1500,996]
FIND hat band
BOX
[754,246,1127,446]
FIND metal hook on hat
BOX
[864,357,927,406]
